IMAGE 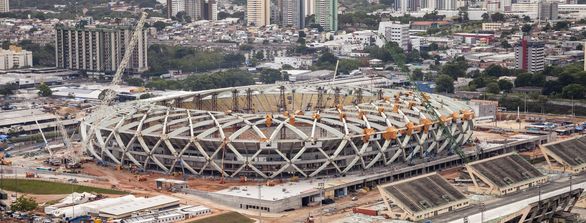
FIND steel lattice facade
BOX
[81,84,474,178]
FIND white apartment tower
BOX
[0,0,8,13]
[282,0,305,28]
[514,36,545,73]
[0,46,32,70]
[305,0,315,16]
[314,0,338,31]
[377,22,410,50]
[185,0,204,20]
[167,0,186,18]
[247,0,271,27]
[55,25,149,73]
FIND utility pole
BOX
[479,202,485,223]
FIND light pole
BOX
[537,185,541,203]
[318,182,325,223]
[479,202,485,223]
[258,183,262,223]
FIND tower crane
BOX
[82,12,148,166]
[374,31,469,163]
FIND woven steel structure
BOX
[81,84,474,178]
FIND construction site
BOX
[2,12,586,223]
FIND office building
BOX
[515,36,545,73]
[282,0,305,28]
[247,0,271,27]
[167,0,186,18]
[55,25,148,74]
[0,46,33,70]
[377,22,410,50]
[315,0,338,31]
[0,0,8,12]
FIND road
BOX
[430,173,586,223]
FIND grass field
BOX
[190,212,254,223]
[0,179,127,194]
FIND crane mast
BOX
[82,12,148,163]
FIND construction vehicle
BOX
[0,153,11,166]
[25,172,36,178]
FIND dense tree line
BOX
[147,44,245,74]
[145,69,255,91]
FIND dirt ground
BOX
[81,163,278,193]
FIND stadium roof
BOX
[379,173,467,214]
[467,153,544,188]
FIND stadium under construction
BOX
[79,81,555,214]
[81,82,478,179]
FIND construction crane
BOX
[82,12,149,166]
[374,32,469,163]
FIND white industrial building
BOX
[121,205,211,223]
[50,195,181,220]
[274,56,313,68]
[0,46,33,70]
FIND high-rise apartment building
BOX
[0,46,32,70]
[305,0,315,16]
[55,25,148,73]
[538,2,558,20]
[247,0,271,27]
[315,0,338,31]
[205,0,218,21]
[185,0,204,20]
[515,36,545,73]
[282,0,305,28]
[377,22,410,50]
[167,0,186,18]
[0,0,8,13]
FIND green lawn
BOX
[0,179,127,195]
[190,212,254,223]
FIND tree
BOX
[37,83,52,97]
[126,78,144,87]
[522,15,531,22]
[498,79,514,93]
[501,40,511,49]
[521,24,533,33]
[554,21,570,31]
[483,64,510,77]
[542,80,562,95]
[11,196,38,212]
[338,59,361,74]
[486,82,500,94]
[491,12,505,22]
[139,93,155,99]
[254,51,264,60]
[481,13,490,22]
[562,84,586,99]
[435,75,455,93]
[259,69,284,84]
[412,69,424,81]
[514,73,533,87]
[152,21,168,31]
[0,83,17,96]
[317,51,338,65]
